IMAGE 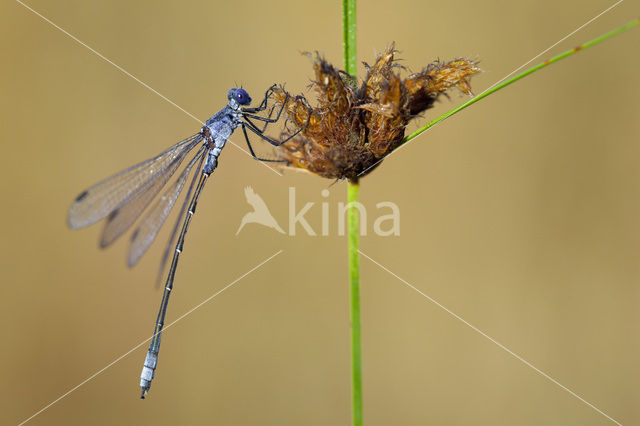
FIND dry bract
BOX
[273,45,481,180]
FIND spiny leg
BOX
[241,123,288,163]
[242,95,289,125]
[246,100,279,133]
[243,107,310,147]
[242,83,277,114]
[242,92,311,162]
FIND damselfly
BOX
[67,85,309,398]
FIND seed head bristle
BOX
[271,45,481,179]
[405,58,481,115]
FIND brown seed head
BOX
[271,45,481,180]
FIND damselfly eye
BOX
[234,88,251,105]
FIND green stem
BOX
[343,1,361,425]
[401,18,639,146]
[343,0,357,77]
[347,178,362,426]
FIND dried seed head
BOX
[272,45,481,180]
[405,58,480,115]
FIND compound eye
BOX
[234,89,251,105]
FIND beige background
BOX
[2,0,639,425]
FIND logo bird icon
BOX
[236,186,285,235]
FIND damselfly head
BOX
[228,88,252,105]
[271,44,481,179]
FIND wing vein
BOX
[128,146,207,267]
[68,134,202,229]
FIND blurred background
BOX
[2,0,639,425]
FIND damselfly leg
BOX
[240,89,311,162]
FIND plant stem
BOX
[343,1,362,425]
[401,18,639,146]
[347,177,362,426]
[343,0,357,77]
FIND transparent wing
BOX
[67,134,202,230]
[127,146,206,267]
[154,150,206,284]
[99,142,201,248]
